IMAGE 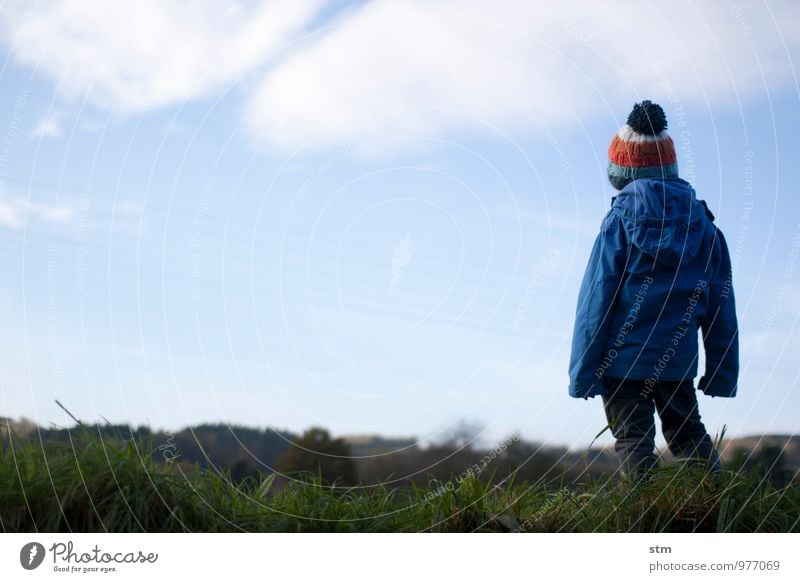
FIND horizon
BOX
[4,412,799,456]
[1,1,799,449]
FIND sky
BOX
[0,0,798,449]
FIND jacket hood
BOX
[612,178,714,267]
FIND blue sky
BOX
[0,0,799,448]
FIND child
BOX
[568,100,739,478]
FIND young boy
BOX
[568,100,739,478]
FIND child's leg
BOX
[653,380,721,472]
[601,377,658,478]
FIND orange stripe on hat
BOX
[608,134,677,168]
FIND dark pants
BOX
[601,376,721,478]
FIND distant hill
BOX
[2,417,797,485]
[0,417,293,482]
[718,434,800,473]
[341,434,417,456]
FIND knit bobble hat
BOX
[607,100,678,190]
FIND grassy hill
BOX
[1,426,798,533]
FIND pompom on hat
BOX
[608,100,678,190]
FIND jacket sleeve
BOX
[568,210,627,399]
[698,228,739,397]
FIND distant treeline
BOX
[1,417,797,488]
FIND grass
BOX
[2,427,799,533]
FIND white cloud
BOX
[1,0,797,152]
[244,0,800,151]
[31,114,63,139]
[0,200,22,229]
[0,0,320,113]
[0,197,76,230]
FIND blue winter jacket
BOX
[568,177,739,399]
